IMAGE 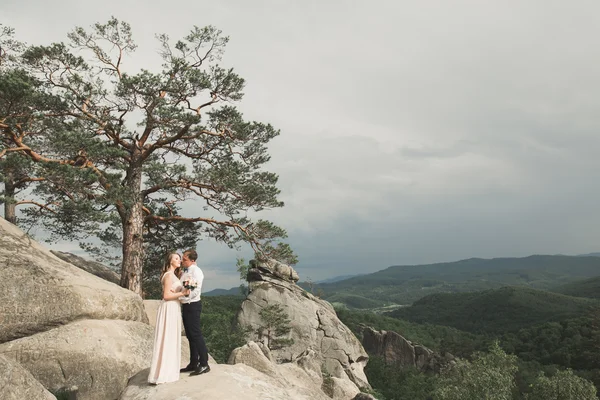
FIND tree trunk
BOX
[4,170,17,225]
[120,157,145,296]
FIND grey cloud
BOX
[3,1,600,289]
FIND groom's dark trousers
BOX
[182,300,209,368]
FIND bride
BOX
[148,253,190,384]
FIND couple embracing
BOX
[148,249,211,385]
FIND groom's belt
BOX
[182,298,201,304]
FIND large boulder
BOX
[228,341,279,378]
[0,320,153,400]
[50,250,120,285]
[0,306,215,400]
[362,326,454,373]
[0,353,56,400]
[0,218,148,344]
[0,319,193,400]
[237,259,370,392]
[362,326,417,366]
[247,258,300,283]
[228,341,361,400]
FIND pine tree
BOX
[0,19,295,295]
[258,304,294,350]
[0,25,54,225]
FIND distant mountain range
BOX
[204,254,600,309]
[577,252,600,257]
[203,274,363,296]
[310,254,600,308]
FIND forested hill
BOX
[305,254,600,307]
[386,286,600,334]
[552,276,600,299]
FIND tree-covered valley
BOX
[205,254,600,399]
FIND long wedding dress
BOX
[148,271,182,384]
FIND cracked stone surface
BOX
[121,341,357,400]
[226,341,360,400]
[237,259,370,391]
[0,319,192,400]
[0,218,148,345]
[120,362,334,400]
[0,354,56,400]
[50,250,121,285]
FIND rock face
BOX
[0,354,56,400]
[50,250,121,285]
[122,340,361,400]
[362,326,454,373]
[0,320,155,400]
[225,341,361,400]
[1,218,372,400]
[247,258,300,283]
[120,362,331,400]
[0,318,195,400]
[0,218,148,344]
[236,259,370,393]
[0,218,151,399]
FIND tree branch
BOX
[0,145,28,158]
[14,176,45,186]
[15,200,58,214]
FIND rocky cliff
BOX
[362,325,455,373]
[2,217,373,400]
[235,258,371,395]
[0,218,158,400]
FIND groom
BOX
[179,249,210,376]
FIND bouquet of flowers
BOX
[183,279,198,291]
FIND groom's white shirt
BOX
[179,263,203,304]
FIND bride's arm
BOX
[162,274,186,301]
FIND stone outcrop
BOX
[0,318,194,400]
[0,219,148,344]
[247,258,300,283]
[0,353,56,400]
[0,319,152,400]
[50,250,121,285]
[120,362,332,400]
[2,218,373,399]
[0,218,152,399]
[229,341,360,397]
[228,341,279,378]
[362,325,454,373]
[236,258,370,394]
[121,340,362,400]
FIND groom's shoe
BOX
[180,365,197,373]
[190,365,210,376]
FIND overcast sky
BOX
[3,1,600,290]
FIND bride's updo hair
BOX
[161,252,180,280]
